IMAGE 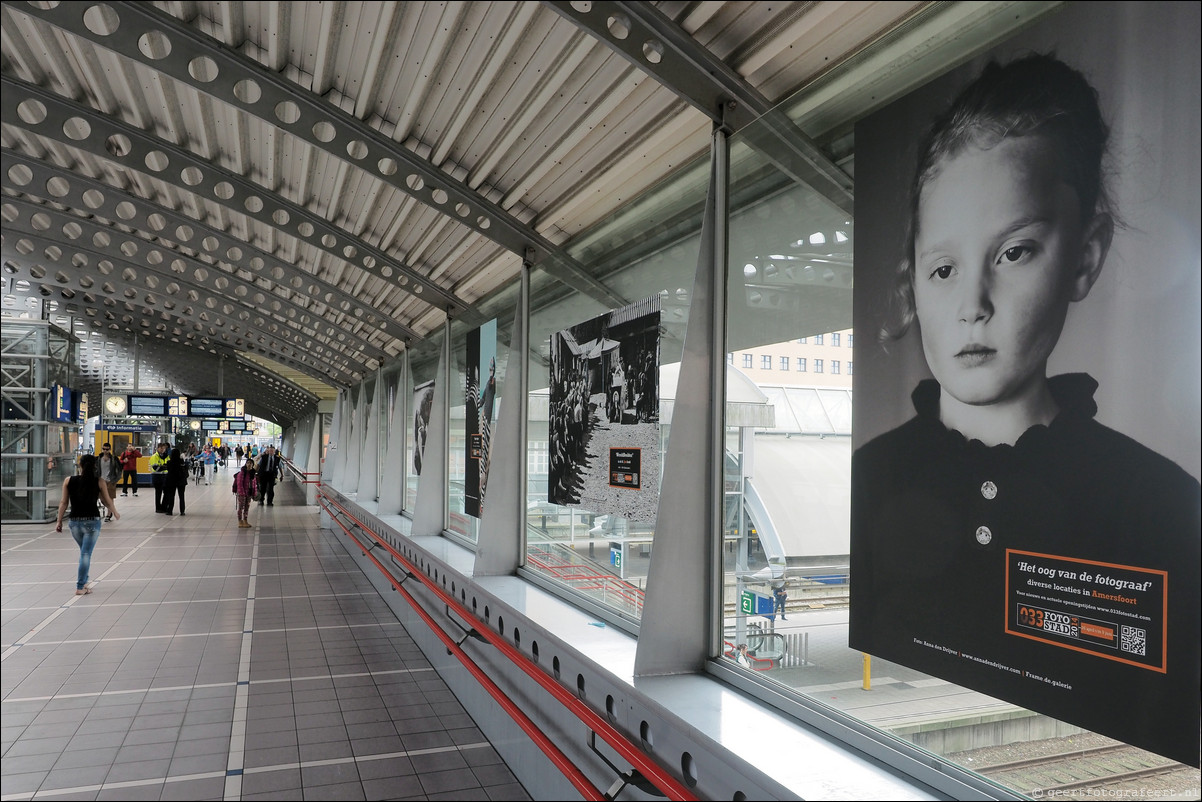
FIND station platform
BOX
[0,471,529,801]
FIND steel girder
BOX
[541,0,855,215]
[0,207,375,386]
[5,0,625,310]
[1,148,415,355]
[1,75,458,330]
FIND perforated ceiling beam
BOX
[0,198,386,368]
[0,232,364,388]
[541,0,855,215]
[1,76,458,327]
[2,148,419,348]
[7,0,625,310]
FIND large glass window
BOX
[721,47,1200,798]
[448,284,518,543]
[405,334,442,512]
[524,165,706,624]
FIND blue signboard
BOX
[102,423,160,433]
[52,384,74,423]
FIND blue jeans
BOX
[68,518,102,590]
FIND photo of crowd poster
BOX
[848,2,1200,767]
[412,380,434,476]
[465,319,497,519]
[548,294,661,523]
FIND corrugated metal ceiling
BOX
[0,0,1056,426]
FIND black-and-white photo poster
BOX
[465,319,497,519]
[849,2,1200,767]
[412,380,434,476]
[548,295,661,523]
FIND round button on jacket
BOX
[981,481,998,500]
[975,525,992,545]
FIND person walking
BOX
[232,459,258,528]
[118,443,141,497]
[149,442,170,512]
[54,454,119,595]
[257,445,279,506]
[96,443,121,521]
[202,444,217,485]
[161,447,188,515]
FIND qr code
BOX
[1120,625,1146,656]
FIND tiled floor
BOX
[0,470,529,801]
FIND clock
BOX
[104,395,127,415]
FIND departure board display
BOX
[127,395,168,416]
[189,397,226,417]
[201,419,222,431]
[52,384,74,423]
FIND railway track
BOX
[968,739,1199,799]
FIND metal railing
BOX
[318,489,698,801]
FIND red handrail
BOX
[320,497,605,800]
[722,639,774,672]
[319,491,698,801]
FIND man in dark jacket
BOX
[257,445,280,506]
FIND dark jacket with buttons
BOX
[849,374,1200,767]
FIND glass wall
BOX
[523,164,707,622]
[405,333,442,512]
[448,281,518,543]
[719,36,1201,799]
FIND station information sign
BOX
[225,398,244,417]
[167,395,189,417]
[201,419,222,431]
[127,395,168,416]
[189,397,226,417]
[52,384,74,423]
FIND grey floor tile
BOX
[0,771,49,794]
[159,775,226,800]
[105,757,173,783]
[6,734,72,757]
[420,766,484,794]
[350,734,404,757]
[300,760,362,787]
[472,762,520,786]
[299,739,354,762]
[122,726,180,746]
[96,782,163,800]
[241,767,302,795]
[429,788,490,801]
[354,755,416,781]
[243,744,301,769]
[170,735,230,758]
[484,781,533,800]
[297,724,349,745]
[43,763,111,788]
[52,745,121,770]
[301,780,367,800]
[166,751,228,776]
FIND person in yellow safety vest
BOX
[148,442,171,512]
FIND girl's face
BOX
[912,136,1105,409]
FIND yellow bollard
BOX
[862,653,871,690]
